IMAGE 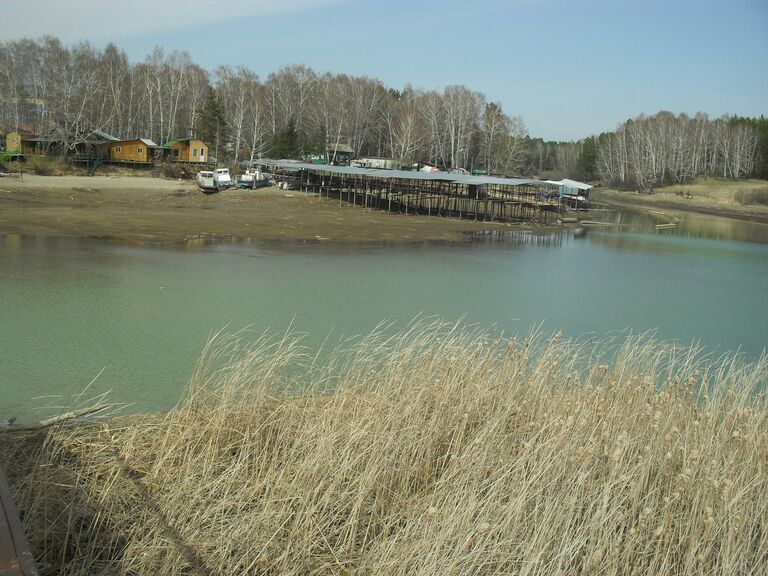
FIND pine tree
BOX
[271,119,301,159]
[196,88,228,162]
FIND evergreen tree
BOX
[196,88,228,161]
[754,115,768,179]
[270,118,301,159]
[576,136,598,181]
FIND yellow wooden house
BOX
[109,138,159,163]
[162,138,209,163]
[5,129,45,156]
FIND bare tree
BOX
[442,85,484,170]
[386,86,423,165]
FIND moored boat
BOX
[238,167,270,189]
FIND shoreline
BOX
[591,185,768,225]
[3,174,766,246]
[0,174,558,245]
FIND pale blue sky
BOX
[3,0,766,141]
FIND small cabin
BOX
[110,138,159,163]
[304,144,354,166]
[71,130,120,159]
[4,129,44,157]
[326,143,354,166]
[163,138,209,163]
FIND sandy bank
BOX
[0,174,527,244]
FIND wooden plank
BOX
[0,465,38,576]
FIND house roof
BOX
[545,178,593,190]
[328,143,354,154]
[9,128,38,139]
[162,137,205,148]
[115,138,159,147]
[88,129,119,143]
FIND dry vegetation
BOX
[2,321,766,575]
[735,188,768,207]
[22,155,71,176]
[660,177,768,205]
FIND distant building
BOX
[163,138,209,163]
[305,143,355,166]
[545,178,593,208]
[326,143,354,166]
[352,157,399,170]
[110,138,160,163]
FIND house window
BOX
[192,148,198,157]
[137,147,144,155]
[173,148,180,157]
[115,145,121,152]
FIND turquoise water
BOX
[1,217,767,419]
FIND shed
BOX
[544,178,593,208]
[110,138,159,163]
[162,138,209,163]
[545,178,593,198]
[4,129,45,157]
[72,130,120,159]
[326,143,354,166]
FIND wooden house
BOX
[4,129,46,157]
[162,138,209,163]
[72,130,119,159]
[110,138,159,163]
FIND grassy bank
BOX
[592,177,768,224]
[2,322,766,575]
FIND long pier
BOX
[258,161,564,225]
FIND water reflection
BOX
[590,205,768,245]
[469,229,578,247]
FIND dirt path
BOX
[0,174,527,244]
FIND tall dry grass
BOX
[2,321,766,575]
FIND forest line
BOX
[1,37,766,188]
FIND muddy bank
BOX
[0,174,537,244]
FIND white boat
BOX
[196,170,217,193]
[238,167,270,189]
[196,168,235,194]
[213,168,234,189]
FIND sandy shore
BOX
[0,174,525,244]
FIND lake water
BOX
[1,209,767,419]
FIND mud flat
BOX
[0,174,535,244]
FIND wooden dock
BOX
[0,465,37,575]
[260,161,564,225]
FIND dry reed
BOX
[2,320,766,575]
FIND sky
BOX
[1,0,766,141]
